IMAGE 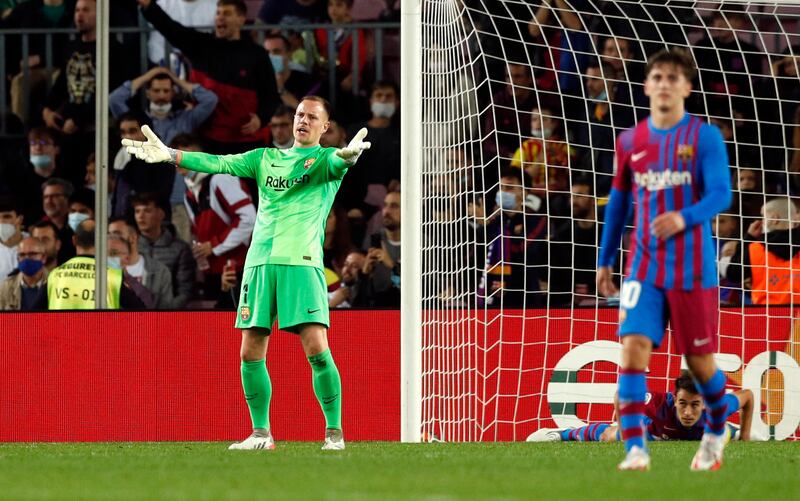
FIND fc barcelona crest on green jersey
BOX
[304,158,316,169]
[240,305,251,321]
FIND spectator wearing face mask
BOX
[263,34,320,109]
[341,80,400,219]
[476,169,548,308]
[11,127,68,225]
[41,218,144,310]
[109,66,218,146]
[0,196,24,281]
[511,105,575,215]
[66,188,95,232]
[0,236,49,310]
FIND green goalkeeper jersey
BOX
[180,145,349,270]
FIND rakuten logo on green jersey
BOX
[265,174,311,192]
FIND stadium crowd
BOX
[0,0,402,310]
[439,1,800,308]
[0,0,799,310]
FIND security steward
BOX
[42,219,144,309]
[723,198,800,305]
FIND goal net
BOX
[419,0,800,441]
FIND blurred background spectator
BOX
[0,235,48,310]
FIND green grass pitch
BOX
[0,441,797,499]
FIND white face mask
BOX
[530,127,553,139]
[0,223,17,242]
[371,101,396,119]
[149,101,172,117]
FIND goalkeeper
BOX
[123,96,370,451]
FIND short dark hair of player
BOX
[31,219,60,236]
[645,48,697,82]
[674,370,700,395]
[170,133,204,150]
[272,104,295,120]
[28,126,60,146]
[74,219,95,248]
[300,96,333,120]
[217,0,246,16]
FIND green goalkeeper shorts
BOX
[234,264,329,333]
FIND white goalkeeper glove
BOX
[335,127,371,165]
[121,125,178,164]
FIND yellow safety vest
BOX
[47,256,123,310]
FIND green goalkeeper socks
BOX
[308,349,342,430]
[241,359,272,430]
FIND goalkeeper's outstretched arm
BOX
[122,125,260,179]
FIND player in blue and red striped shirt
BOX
[528,372,754,444]
[597,49,733,471]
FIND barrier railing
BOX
[0,21,400,136]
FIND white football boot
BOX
[526,428,564,442]
[618,446,651,471]
[228,430,275,450]
[322,429,345,450]
[691,432,725,471]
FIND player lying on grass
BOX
[529,371,754,443]
[123,96,370,451]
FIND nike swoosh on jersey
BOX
[631,150,647,162]
[693,337,711,347]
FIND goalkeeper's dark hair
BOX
[217,0,246,16]
[674,370,700,395]
[645,48,697,82]
[300,95,333,120]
